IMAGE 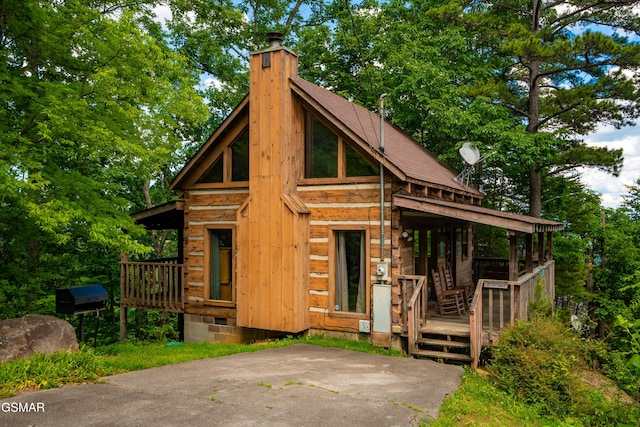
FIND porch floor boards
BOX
[421,316,470,337]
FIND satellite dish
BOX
[455,142,492,186]
[459,142,481,165]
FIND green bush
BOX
[488,320,580,417]
[487,318,639,426]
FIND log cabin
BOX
[121,34,564,367]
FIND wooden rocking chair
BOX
[441,265,473,309]
[431,269,466,316]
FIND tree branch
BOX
[285,0,305,30]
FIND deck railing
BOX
[399,275,428,356]
[469,259,555,369]
[120,256,184,313]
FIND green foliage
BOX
[488,320,580,417]
[614,315,640,385]
[129,310,180,343]
[0,0,209,320]
[1,0,206,252]
[580,334,640,402]
[553,233,590,299]
[0,347,107,398]
[528,276,553,321]
[430,369,552,427]
[487,319,639,426]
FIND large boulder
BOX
[0,314,79,362]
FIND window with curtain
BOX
[209,229,233,301]
[334,231,366,313]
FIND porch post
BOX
[546,231,553,260]
[525,233,534,273]
[537,232,545,265]
[508,231,519,281]
[177,225,184,262]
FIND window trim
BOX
[204,226,236,308]
[328,226,371,319]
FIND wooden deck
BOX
[400,260,556,368]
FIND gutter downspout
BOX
[379,93,387,262]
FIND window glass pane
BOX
[306,116,338,178]
[335,231,366,313]
[198,155,223,183]
[231,128,249,181]
[345,143,377,176]
[210,229,233,301]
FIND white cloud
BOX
[581,124,640,208]
[152,5,172,23]
[204,77,223,90]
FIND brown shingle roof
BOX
[291,78,480,196]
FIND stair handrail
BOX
[468,279,484,370]
[405,275,427,356]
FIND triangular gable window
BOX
[231,128,249,182]
[196,127,249,184]
[198,155,224,183]
[345,143,377,177]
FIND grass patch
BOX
[308,384,339,394]
[301,334,405,357]
[389,399,424,414]
[96,340,290,373]
[0,346,108,398]
[428,369,552,427]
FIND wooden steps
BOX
[411,348,472,363]
[410,316,472,364]
[419,337,470,348]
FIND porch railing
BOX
[120,256,184,313]
[398,275,428,356]
[469,259,555,369]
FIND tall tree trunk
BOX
[530,166,542,218]
[527,57,542,218]
[527,3,542,218]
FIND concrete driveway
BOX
[0,344,463,427]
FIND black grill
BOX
[56,284,107,315]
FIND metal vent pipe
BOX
[267,32,284,47]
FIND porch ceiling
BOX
[131,201,184,230]
[394,194,564,234]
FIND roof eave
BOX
[394,194,564,234]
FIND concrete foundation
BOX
[184,314,285,343]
